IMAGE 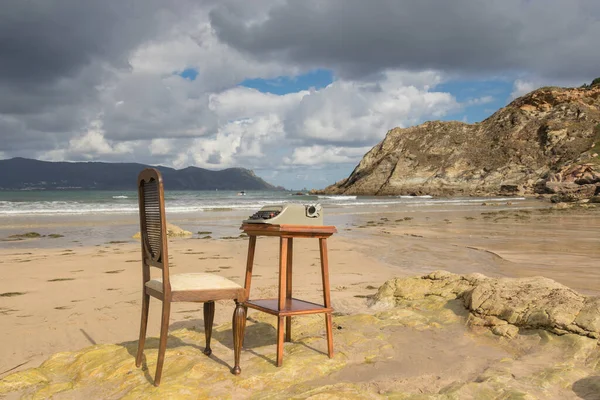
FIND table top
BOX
[240,223,337,238]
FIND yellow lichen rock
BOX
[371,271,600,339]
[0,313,395,399]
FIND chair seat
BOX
[146,273,242,293]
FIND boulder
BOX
[550,193,579,203]
[546,181,599,202]
[371,271,600,339]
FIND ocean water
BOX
[0,190,535,248]
[0,190,527,216]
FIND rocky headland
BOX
[1,272,598,399]
[319,85,600,202]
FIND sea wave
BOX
[317,195,357,200]
[0,194,527,216]
[0,201,287,215]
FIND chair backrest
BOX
[137,168,170,291]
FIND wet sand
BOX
[347,204,600,296]
[1,202,599,384]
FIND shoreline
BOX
[0,195,544,248]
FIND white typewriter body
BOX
[243,203,323,226]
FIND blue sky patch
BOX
[240,69,334,95]
[437,78,515,123]
[178,68,199,81]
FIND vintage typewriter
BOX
[243,203,323,226]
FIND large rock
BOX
[371,271,600,339]
[318,86,600,197]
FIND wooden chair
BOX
[135,168,247,386]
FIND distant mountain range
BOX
[0,158,283,191]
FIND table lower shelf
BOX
[244,298,332,316]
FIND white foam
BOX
[0,192,528,216]
[317,195,357,200]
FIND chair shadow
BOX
[212,316,328,365]
[175,316,329,367]
[294,341,327,357]
[123,315,330,378]
[172,316,278,349]
[211,317,281,366]
[572,376,600,400]
[119,334,231,385]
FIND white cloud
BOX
[166,114,287,169]
[150,138,172,156]
[285,71,460,144]
[32,66,462,184]
[128,21,297,93]
[40,118,134,161]
[466,96,495,106]
[511,79,539,100]
[284,145,373,166]
[209,86,308,120]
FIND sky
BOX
[1,1,599,190]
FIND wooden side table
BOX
[240,223,337,367]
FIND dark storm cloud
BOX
[0,0,199,116]
[0,0,204,154]
[210,0,600,81]
[0,1,184,85]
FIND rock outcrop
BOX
[371,271,600,339]
[319,86,600,198]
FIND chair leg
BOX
[325,313,334,358]
[241,305,248,349]
[135,292,150,368]
[231,301,246,375]
[203,301,215,356]
[154,300,171,386]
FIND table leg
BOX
[277,238,288,366]
[243,236,256,301]
[278,237,288,311]
[285,238,293,342]
[319,238,334,358]
[325,313,333,358]
[276,316,285,367]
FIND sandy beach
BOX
[1,202,599,398]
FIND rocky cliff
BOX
[320,86,600,198]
